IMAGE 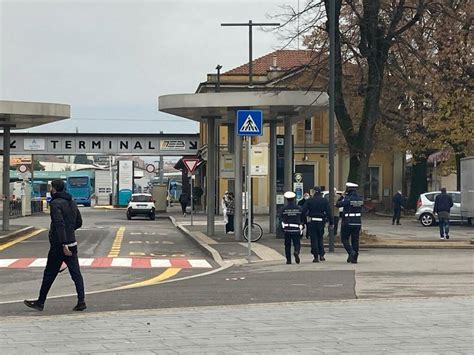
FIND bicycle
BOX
[243,214,263,242]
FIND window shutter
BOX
[296,122,305,143]
[313,114,323,143]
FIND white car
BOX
[127,193,156,220]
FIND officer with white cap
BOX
[279,191,303,264]
[336,182,364,263]
[301,186,333,262]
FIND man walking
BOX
[302,186,333,263]
[434,187,453,240]
[336,182,363,264]
[280,191,303,264]
[24,179,86,311]
[392,190,404,225]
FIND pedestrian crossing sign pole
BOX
[237,110,263,262]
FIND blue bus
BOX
[66,175,93,207]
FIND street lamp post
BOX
[328,0,336,252]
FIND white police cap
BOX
[284,191,296,199]
[346,182,359,188]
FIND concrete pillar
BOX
[234,132,243,241]
[206,118,216,236]
[269,121,277,234]
[2,125,10,231]
[284,118,293,193]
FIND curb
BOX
[300,241,474,250]
[0,226,36,241]
[168,216,228,267]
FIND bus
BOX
[66,175,93,207]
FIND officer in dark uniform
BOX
[301,186,333,263]
[280,191,303,264]
[336,182,363,263]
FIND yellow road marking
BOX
[0,229,46,251]
[108,227,125,257]
[129,252,146,256]
[116,268,182,290]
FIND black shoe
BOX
[320,255,326,261]
[313,258,319,263]
[24,300,44,311]
[286,260,292,265]
[347,255,351,263]
[73,302,87,311]
[445,235,450,240]
[293,252,300,264]
[351,252,358,264]
[396,223,401,225]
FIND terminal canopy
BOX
[0,100,70,129]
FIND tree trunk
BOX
[408,159,428,209]
[455,152,465,191]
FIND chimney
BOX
[272,54,277,68]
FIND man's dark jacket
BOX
[49,191,82,246]
[433,192,453,214]
[392,193,403,209]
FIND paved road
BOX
[1,297,472,354]
[0,209,215,306]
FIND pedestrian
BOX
[223,192,235,234]
[392,190,404,225]
[302,186,333,262]
[280,191,303,264]
[434,187,453,240]
[336,182,363,264]
[24,179,86,312]
[179,192,190,216]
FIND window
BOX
[68,177,88,187]
[131,195,152,202]
[364,167,380,200]
[450,193,461,203]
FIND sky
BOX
[0,0,299,134]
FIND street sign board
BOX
[237,110,263,136]
[183,158,200,173]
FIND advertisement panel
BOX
[118,160,134,206]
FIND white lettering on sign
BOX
[24,139,45,151]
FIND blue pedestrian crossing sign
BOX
[237,110,263,136]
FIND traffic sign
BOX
[237,110,263,136]
[18,164,28,174]
[183,158,200,173]
[145,164,155,173]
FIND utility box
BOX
[152,185,168,212]
[460,156,474,222]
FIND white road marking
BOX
[150,259,172,268]
[111,258,133,267]
[0,259,17,267]
[28,258,47,267]
[79,258,94,266]
[130,232,142,235]
[188,259,212,268]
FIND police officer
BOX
[280,191,303,264]
[336,182,363,263]
[301,186,333,263]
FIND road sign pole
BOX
[190,174,194,226]
[247,136,252,262]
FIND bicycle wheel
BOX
[243,223,263,242]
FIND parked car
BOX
[415,191,462,227]
[127,193,156,220]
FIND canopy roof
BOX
[0,100,70,129]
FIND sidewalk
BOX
[1,297,472,354]
[171,212,474,265]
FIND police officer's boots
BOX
[351,252,358,264]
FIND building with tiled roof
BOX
[194,49,404,214]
